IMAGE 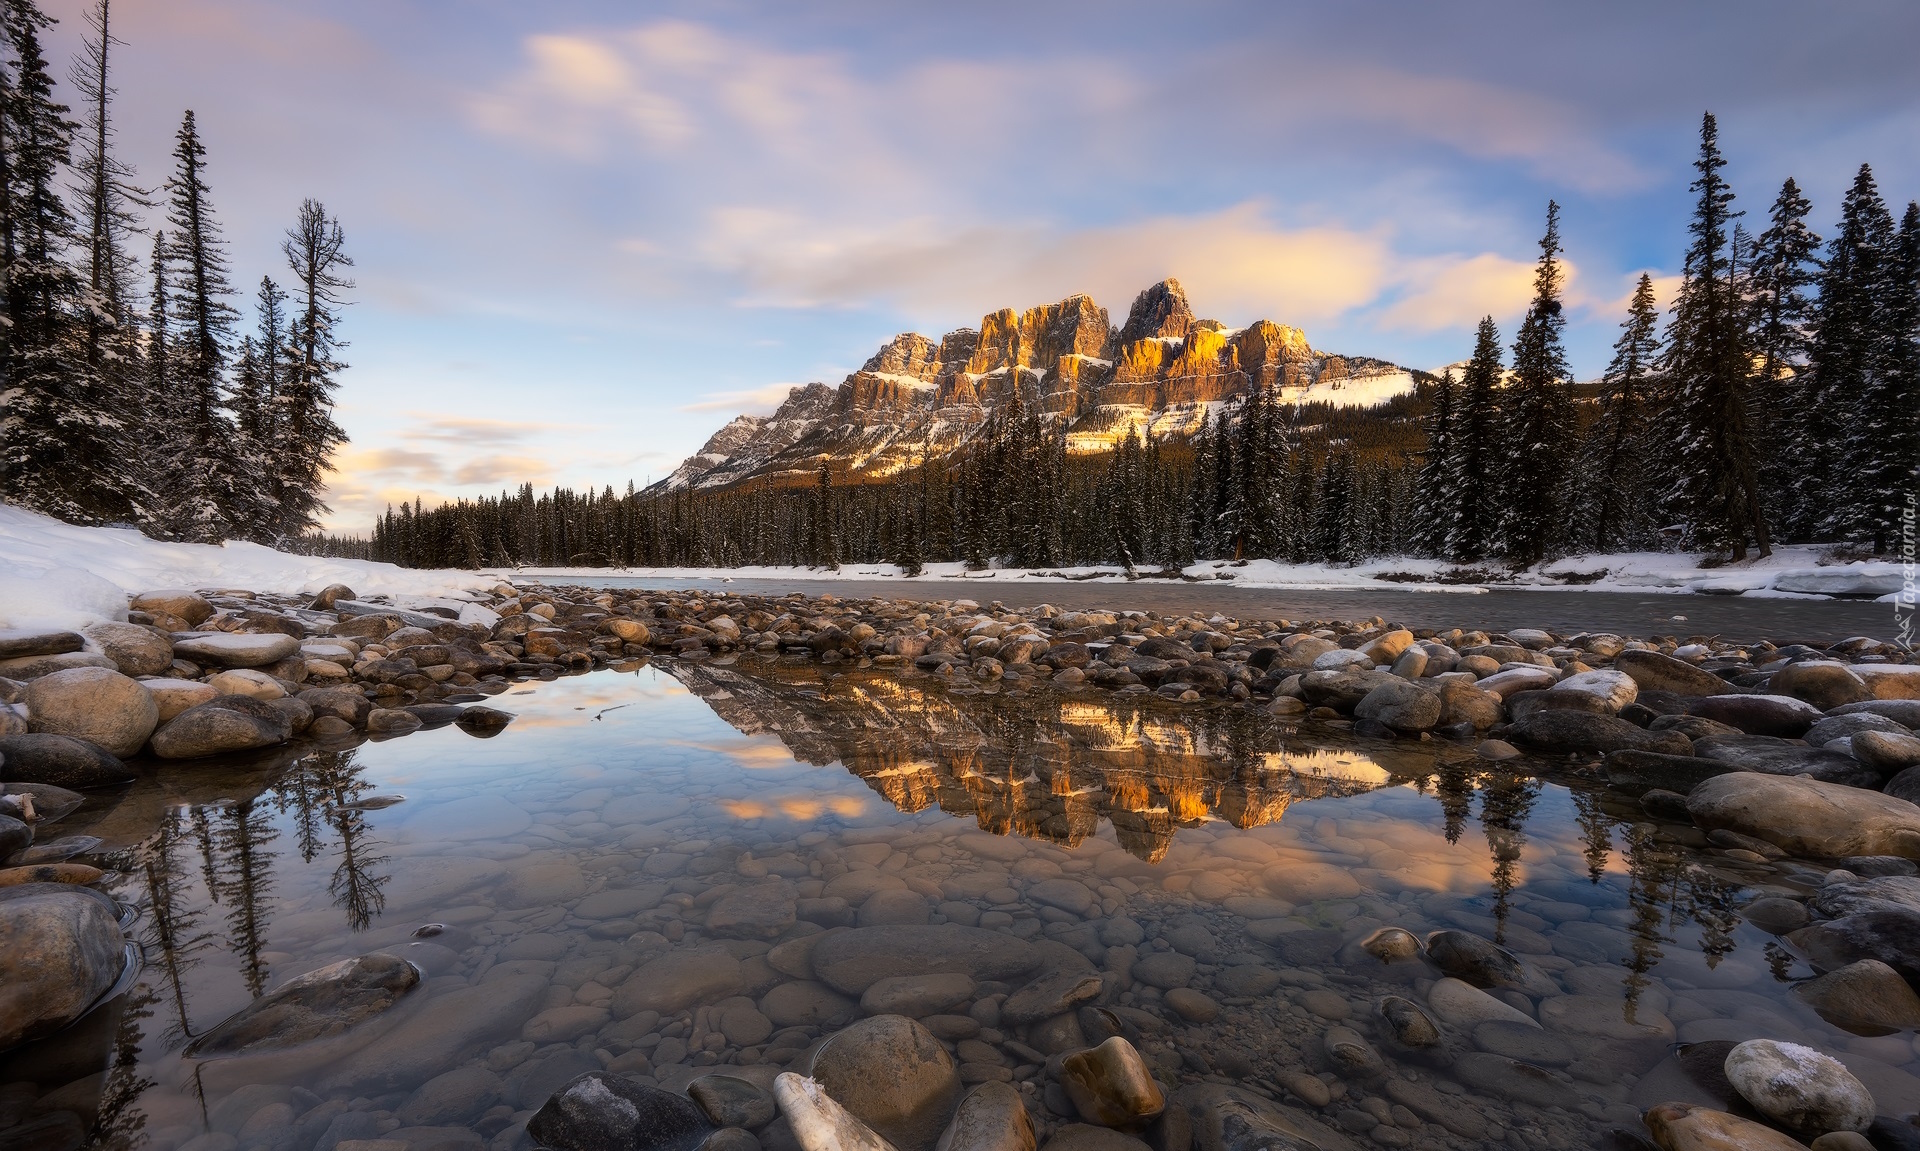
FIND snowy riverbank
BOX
[1,502,1906,634]
[492,548,1907,601]
[0,504,493,631]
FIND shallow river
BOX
[13,656,1920,1150]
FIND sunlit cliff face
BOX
[656,278,1416,493]
[665,657,1426,861]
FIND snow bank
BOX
[494,545,1905,601]
[0,503,493,630]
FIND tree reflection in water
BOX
[272,748,392,932]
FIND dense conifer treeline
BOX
[348,114,1916,573]
[0,0,351,543]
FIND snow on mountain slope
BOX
[657,278,1420,493]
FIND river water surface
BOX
[14,655,1920,1151]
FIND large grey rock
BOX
[1687,773,1920,860]
[1690,693,1822,737]
[172,632,300,669]
[0,887,126,1050]
[1298,669,1398,712]
[936,1081,1032,1151]
[1555,668,1638,711]
[1001,972,1102,1026]
[1792,959,1920,1036]
[25,667,158,757]
[1452,1052,1582,1110]
[1694,734,1880,787]
[1809,875,1920,918]
[186,952,420,1057]
[150,698,289,759]
[1723,1039,1874,1136]
[1614,649,1730,697]
[130,590,213,625]
[688,1075,776,1130]
[809,925,1040,995]
[1770,661,1873,710]
[1173,1082,1360,1151]
[612,946,744,1015]
[1423,930,1544,991]
[0,629,84,660]
[398,1066,504,1127]
[810,1014,960,1151]
[80,622,172,677]
[1805,713,1911,748]
[1788,910,1920,984]
[527,1072,712,1151]
[0,733,131,788]
[1437,681,1503,729]
[1603,749,1741,794]
[1061,1037,1165,1131]
[1352,681,1441,733]
[861,973,976,1019]
[0,651,114,680]
[1642,1103,1806,1151]
[1508,710,1691,756]
[1832,699,1920,727]
[1855,731,1920,776]
[318,973,546,1093]
[1889,765,1920,806]
[706,881,798,940]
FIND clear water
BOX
[13,656,1920,1151]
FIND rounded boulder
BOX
[25,667,158,757]
[810,1014,960,1151]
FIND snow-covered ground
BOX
[494,547,1908,602]
[0,504,495,630]
[2,501,1905,632]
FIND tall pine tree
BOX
[1580,274,1662,552]
[276,198,351,539]
[160,109,243,540]
[1659,112,1769,558]
[0,0,133,522]
[1409,369,1455,556]
[1495,201,1577,565]
[1445,317,1504,562]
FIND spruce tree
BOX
[161,109,243,540]
[1581,274,1662,551]
[1660,112,1769,558]
[812,460,838,569]
[1495,201,1577,566]
[68,0,150,443]
[1746,176,1821,487]
[1445,317,1504,562]
[1851,199,1919,552]
[0,0,133,522]
[1800,166,1903,547]
[277,198,352,538]
[1314,448,1355,564]
[1410,370,1456,556]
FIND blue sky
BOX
[43,0,1920,531]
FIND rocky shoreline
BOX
[2,581,1920,1151]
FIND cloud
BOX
[452,454,556,486]
[681,382,809,415]
[1380,253,1544,332]
[401,415,582,448]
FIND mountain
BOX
[658,277,1416,492]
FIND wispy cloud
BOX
[680,382,809,415]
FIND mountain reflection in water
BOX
[668,659,1418,862]
[12,658,1853,1151]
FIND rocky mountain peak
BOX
[1118,277,1194,345]
[655,279,1414,493]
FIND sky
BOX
[39,0,1920,533]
